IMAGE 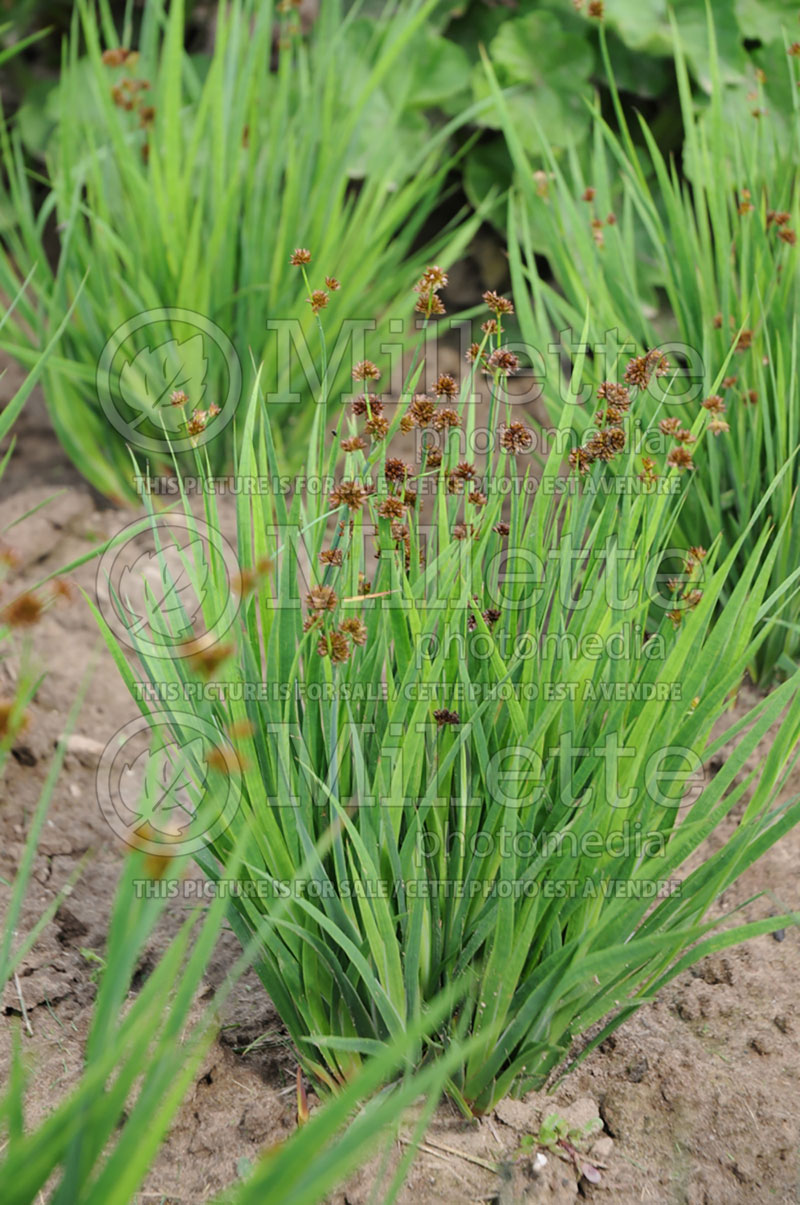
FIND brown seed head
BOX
[340,617,367,646]
[416,265,449,292]
[646,349,670,377]
[500,422,533,454]
[486,348,520,377]
[307,585,338,612]
[186,410,207,437]
[384,457,411,482]
[410,394,436,426]
[306,290,329,313]
[414,290,446,316]
[666,446,695,471]
[2,592,43,628]
[433,708,460,727]
[341,435,367,453]
[365,415,390,440]
[624,355,652,389]
[433,373,458,399]
[568,447,594,475]
[432,408,461,430]
[352,360,381,382]
[351,394,382,417]
[330,481,367,510]
[482,290,514,316]
[597,381,631,410]
[378,497,406,519]
[317,630,350,662]
[290,248,312,266]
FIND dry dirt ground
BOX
[1,376,800,1205]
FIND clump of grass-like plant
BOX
[0,0,478,500]
[96,264,800,1115]
[488,21,800,683]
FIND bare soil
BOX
[2,376,800,1205]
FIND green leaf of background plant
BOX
[119,335,208,427]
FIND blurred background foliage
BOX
[3,0,798,193]
[0,0,797,300]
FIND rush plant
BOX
[95,270,800,1114]
[1,801,460,1205]
[0,0,478,501]
[488,22,800,683]
[1,350,452,1203]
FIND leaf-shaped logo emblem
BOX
[119,335,208,432]
[121,739,207,836]
[116,540,209,639]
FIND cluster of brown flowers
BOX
[581,187,615,243]
[467,292,518,374]
[303,584,368,663]
[330,479,373,511]
[765,208,797,245]
[234,557,274,596]
[414,265,448,316]
[568,348,689,477]
[623,348,670,389]
[568,373,633,475]
[1,591,44,628]
[289,249,341,313]
[467,598,502,632]
[103,49,153,157]
[666,547,707,627]
[102,46,138,68]
[701,393,730,436]
[108,74,152,118]
[1,577,72,630]
[486,348,520,377]
[657,416,696,471]
[169,389,221,439]
[320,276,539,665]
[104,53,154,122]
[500,421,533,454]
[433,707,460,728]
[185,403,221,439]
[590,213,616,248]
